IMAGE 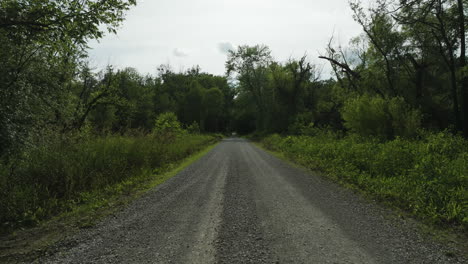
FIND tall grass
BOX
[0,132,219,232]
[261,131,467,231]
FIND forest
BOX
[0,0,467,233]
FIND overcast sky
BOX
[87,0,369,77]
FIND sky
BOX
[87,0,368,77]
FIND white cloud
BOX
[173,48,189,57]
[218,42,234,54]
[88,0,367,76]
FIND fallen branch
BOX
[318,56,361,79]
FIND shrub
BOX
[341,94,422,139]
[187,121,201,134]
[387,97,422,138]
[288,112,314,135]
[342,94,390,137]
[153,112,182,135]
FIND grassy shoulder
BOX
[258,132,467,234]
[0,134,219,261]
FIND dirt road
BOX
[39,138,464,263]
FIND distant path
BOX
[39,138,463,263]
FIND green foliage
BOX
[342,94,422,138]
[342,94,389,137]
[261,131,468,230]
[388,97,422,138]
[226,45,273,132]
[0,0,136,156]
[156,67,233,133]
[227,46,321,134]
[203,87,225,131]
[80,66,234,135]
[338,0,468,134]
[0,132,218,232]
[187,121,201,134]
[0,0,136,42]
[183,81,205,128]
[288,112,314,135]
[153,112,183,137]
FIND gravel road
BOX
[37,138,465,263]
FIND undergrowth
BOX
[0,132,220,233]
[261,131,467,232]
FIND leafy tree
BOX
[154,66,233,133]
[182,81,205,129]
[203,87,224,132]
[227,45,273,131]
[316,0,467,137]
[0,0,136,155]
[227,45,322,133]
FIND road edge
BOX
[252,141,468,260]
[0,141,220,263]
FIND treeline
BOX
[227,46,337,134]
[228,0,468,139]
[74,65,234,134]
[4,0,466,152]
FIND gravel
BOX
[34,138,465,264]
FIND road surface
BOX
[39,138,463,263]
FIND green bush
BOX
[0,132,217,232]
[342,94,422,138]
[186,121,201,134]
[342,94,390,137]
[288,112,314,135]
[261,131,467,230]
[153,112,183,138]
[387,97,422,138]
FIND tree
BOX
[456,0,468,136]
[183,81,205,129]
[203,87,224,132]
[226,45,273,131]
[0,0,136,155]
[350,0,404,96]
[152,65,233,133]
[390,0,466,132]
[317,0,467,134]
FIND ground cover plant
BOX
[261,131,468,232]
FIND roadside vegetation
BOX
[261,132,467,231]
[0,113,220,233]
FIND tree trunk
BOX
[434,2,462,131]
[449,65,462,131]
[458,0,468,136]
